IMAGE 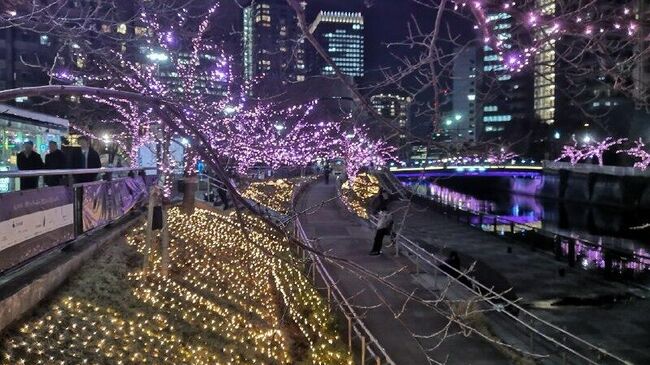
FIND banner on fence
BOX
[0,186,74,272]
[82,177,148,232]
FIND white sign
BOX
[0,203,74,252]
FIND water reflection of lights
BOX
[406,179,650,274]
[562,238,650,273]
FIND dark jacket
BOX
[72,147,101,183]
[17,151,44,190]
[44,149,66,186]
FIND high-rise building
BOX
[633,0,650,106]
[443,46,480,142]
[480,11,534,141]
[370,92,411,157]
[309,11,364,77]
[243,0,306,91]
[534,0,557,125]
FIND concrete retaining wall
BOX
[0,214,142,334]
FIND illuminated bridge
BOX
[389,164,543,178]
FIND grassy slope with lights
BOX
[0,207,350,365]
[242,178,305,214]
[340,173,381,219]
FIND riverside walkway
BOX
[296,180,510,365]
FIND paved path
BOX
[393,196,650,365]
[296,181,511,365]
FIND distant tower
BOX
[480,11,534,141]
[533,0,557,125]
[309,11,364,77]
[243,0,306,92]
[443,46,480,142]
[370,93,411,157]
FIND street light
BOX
[147,52,169,63]
[224,105,237,115]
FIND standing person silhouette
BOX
[16,141,44,190]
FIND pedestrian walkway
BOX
[393,196,650,365]
[296,180,511,365]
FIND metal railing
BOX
[0,167,157,192]
[291,180,395,365]
[194,174,394,364]
[369,214,633,365]
[0,167,157,275]
[544,161,650,177]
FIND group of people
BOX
[16,136,101,190]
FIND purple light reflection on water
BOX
[405,180,543,225]
[562,238,650,272]
[404,179,650,274]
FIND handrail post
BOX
[361,336,366,364]
[143,187,155,273]
[394,237,400,257]
[347,315,352,350]
[161,205,170,277]
[568,239,576,267]
[327,283,332,305]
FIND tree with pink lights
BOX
[486,148,518,165]
[341,127,395,180]
[555,138,585,165]
[618,139,650,170]
[582,137,627,166]
[556,137,627,166]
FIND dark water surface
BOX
[397,174,650,277]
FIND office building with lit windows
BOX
[370,92,411,158]
[309,11,364,77]
[534,0,557,125]
[243,0,306,93]
[480,11,533,141]
[443,46,480,142]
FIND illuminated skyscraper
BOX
[243,0,306,89]
[534,0,557,125]
[370,93,411,157]
[309,11,364,77]
[481,11,533,140]
[444,46,480,142]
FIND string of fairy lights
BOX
[52,2,394,194]
[241,178,302,214]
[1,207,351,364]
[340,173,381,219]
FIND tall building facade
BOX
[480,11,534,142]
[443,46,480,142]
[534,0,557,125]
[633,0,650,106]
[243,0,306,91]
[309,11,364,77]
[370,93,411,157]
